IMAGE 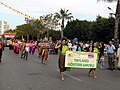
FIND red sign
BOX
[4,33,15,38]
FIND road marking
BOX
[30,56,82,82]
[31,58,42,63]
[57,70,82,82]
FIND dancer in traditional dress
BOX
[88,43,99,79]
[41,38,50,64]
[14,40,19,54]
[38,40,43,58]
[55,38,68,80]
[32,41,36,55]
[20,41,25,58]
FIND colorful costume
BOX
[58,45,68,72]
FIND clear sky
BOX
[0,0,117,29]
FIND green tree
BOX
[90,16,115,42]
[4,29,15,33]
[15,24,34,40]
[54,9,73,38]
[64,19,92,41]
[42,30,61,41]
[64,16,115,42]
[28,19,45,39]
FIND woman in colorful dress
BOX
[29,40,32,54]
[38,41,43,58]
[20,41,25,58]
[56,38,68,80]
[88,43,99,79]
[32,41,36,55]
[41,38,50,64]
[14,40,19,54]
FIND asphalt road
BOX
[0,47,120,90]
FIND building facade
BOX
[0,20,10,34]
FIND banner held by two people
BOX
[65,51,97,68]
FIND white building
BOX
[0,20,10,34]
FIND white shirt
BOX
[25,47,29,52]
[68,42,72,48]
[72,45,77,51]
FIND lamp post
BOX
[108,7,115,17]
[108,7,119,48]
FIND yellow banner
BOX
[65,51,97,68]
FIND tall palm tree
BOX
[54,9,73,38]
[98,0,120,47]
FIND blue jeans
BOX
[24,51,28,60]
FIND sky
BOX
[0,0,117,29]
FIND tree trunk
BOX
[114,0,120,48]
[47,29,49,39]
[61,18,64,38]
[22,35,24,41]
[27,34,29,41]
[37,33,39,40]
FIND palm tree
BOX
[98,0,120,47]
[54,9,73,38]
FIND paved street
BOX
[0,47,120,90]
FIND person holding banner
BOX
[56,38,68,81]
[88,43,99,79]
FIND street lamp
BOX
[108,7,115,17]
[108,7,114,13]
[108,7,119,48]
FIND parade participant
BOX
[20,41,25,58]
[41,38,50,64]
[85,42,90,52]
[31,41,36,55]
[77,43,82,52]
[99,54,105,70]
[55,40,61,54]
[88,43,99,79]
[67,40,72,50]
[0,41,4,63]
[117,44,120,69]
[11,40,14,50]
[106,41,116,71]
[29,40,32,54]
[54,40,59,54]
[14,40,19,54]
[24,41,30,60]
[82,43,86,51]
[49,42,53,54]
[72,42,77,51]
[9,39,12,50]
[56,38,68,81]
[38,40,43,58]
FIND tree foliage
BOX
[64,16,115,43]
[64,19,92,41]
[42,30,61,41]
[54,8,73,37]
